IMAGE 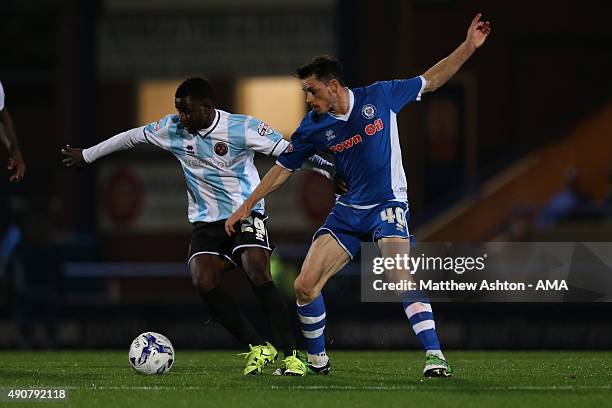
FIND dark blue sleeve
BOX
[276,129,317,171]
[378,76,425,113]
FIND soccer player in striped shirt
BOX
[226,13,491,377]
[62,77,336,375]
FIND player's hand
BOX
[225,204,251,236]
[7,149,26,182]
[466,13,491,50]
[334,176,348,195]
[61,145,86,168]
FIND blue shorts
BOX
[313,201,413,259]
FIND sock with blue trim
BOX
[297,293,329,367]
[401,290,445,359]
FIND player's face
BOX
[301,75,340,115]
[175,96,213,133]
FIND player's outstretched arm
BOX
[422,13,491,93]
[225,164,292,235]
[61,127,148,168]
[0,107,26,182]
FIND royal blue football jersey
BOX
[277,76,426,207]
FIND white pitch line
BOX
[272,385,612,391]
[62,385,612,391]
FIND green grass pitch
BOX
[0,351,610,407]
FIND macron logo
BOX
[330,134,362,153]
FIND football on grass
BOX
[129,332,175,375]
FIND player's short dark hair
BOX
[175,77,215,106]
[296,55,345,86]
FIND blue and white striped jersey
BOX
[144,109,287,222]
[83,109,291,223]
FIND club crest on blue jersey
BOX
[325,129,336,141]
[214,142,228,156]
[257,122,275,136]
[361,104,376,119]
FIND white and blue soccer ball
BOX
[129,332,175,375]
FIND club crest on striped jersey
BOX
[257,122,275,136]
[214,142,228,156]
[361,104,376,119]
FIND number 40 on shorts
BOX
[380,207,406,230]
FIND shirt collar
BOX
[328,89,354,122]
[196,109,220,138]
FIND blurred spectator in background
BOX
[0,203,21,284]
[599,168,612,218]
[537,167,596,228]
[7,198,62,349]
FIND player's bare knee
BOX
[189,261,220,293]
[192,271,218,292]
[240,249,272,286]
[245,265,271,287]
[294,277,318,304]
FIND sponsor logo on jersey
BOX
[330,134,362,153]
[214,142,228,156]
[257,122,275,136]
[184,157,241,168]
[365,118,384,136]
[325,129,336,141]
[361,104,377,119]
[186,145,193,151]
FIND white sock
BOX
[426,350,445,360]
[307,351,329,368]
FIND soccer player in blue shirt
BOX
[226,13,491,376]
